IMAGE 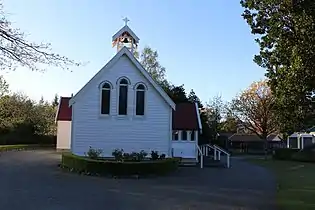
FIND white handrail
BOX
[200,144,231,168]
[196,145,203,169]
[213,144,230,168]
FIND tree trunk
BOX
[264,138,268,160]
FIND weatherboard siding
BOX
[56,121,71,150]
[71,55,171,157]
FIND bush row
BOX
[61,153,180,177]
[273,148,315,163]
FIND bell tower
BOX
[112,17,139,53]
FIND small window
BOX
[182,131,187,140]
[101,82,111,114]
[136,84,145,115]
[118,79,128,115]
[173,131,178,141]
[190,131,195,141]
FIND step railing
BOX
[196,144,204,169]
[200,144,231,168]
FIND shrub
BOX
[85,146,103,159]
[151,151,159,160]
[61,153,179,177]
[273,148,299,160]
[291,150,315,163]
[112,149,124,161]
[150,150,166,160]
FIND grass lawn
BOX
[249,158,315,210]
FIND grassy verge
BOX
[248,158,315,210]
[0,144,55,152]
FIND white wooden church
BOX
[56,19,203,160]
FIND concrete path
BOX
[0,150,276,210]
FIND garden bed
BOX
[61,152,180,178]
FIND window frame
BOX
[99,81,113,116]
[117,77,130,116]
[134,83,147,117]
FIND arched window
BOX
[118,78,129,115]
[135,84,145,115]
[101,82,111,115]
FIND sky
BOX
[2,0,265,104]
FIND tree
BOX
[220,112,238,133]
[140,46,166,84]
[240,0,315,134]
[52,94,59,107]
[187,89,203,108]
[0,2,80,71]
[229,80,277,154]
[0,75,8,97]
[201,96,224,143]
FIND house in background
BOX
[228,133,283,153]
[287,133,315,149]
[55,20,202,161]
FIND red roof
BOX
[56,97,72,121]
[172,103,199,130]
[56,97,200,130]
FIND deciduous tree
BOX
[240,0,315,133]
[0,1,81,71]
[229,80,277,151]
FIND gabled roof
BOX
[112,25,140,43]
[172,103,202,131]
[57,98,200,130]
[55,97,72,122]
[69,47,175,110]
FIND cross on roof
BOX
[123,17,130,26]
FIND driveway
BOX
[0,150,276,210]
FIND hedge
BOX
[292,150,315,163]
[272,148,300,160]
[61,153,180,177]
[0,144,55,152]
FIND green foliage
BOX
[150,150,166,160]
[84,146,103,159]
[61,153,179,177]
[0,76,9,97]
[112,149,124,161]
[0,77,57,145]
[140,46,166,84]
[273,148,300,160]
[240,0,315,134]
[291,145,315,162]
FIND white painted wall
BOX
[171,130,199,159]
[71,55,172,157]
[56,121,71,150]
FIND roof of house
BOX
[56,98,201,130]
[229,134,282,142]
[55,97,72,121]
[172,103,201,130]
[69,47,175,110]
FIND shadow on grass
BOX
[247,158,315,210]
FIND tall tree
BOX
[52,94,59,107]
[187,89,203,108]
[229,80,277,153]
[0,1,80,71]
[140,46,166,84]
[0,75,8,97]
[240,0,315,134]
